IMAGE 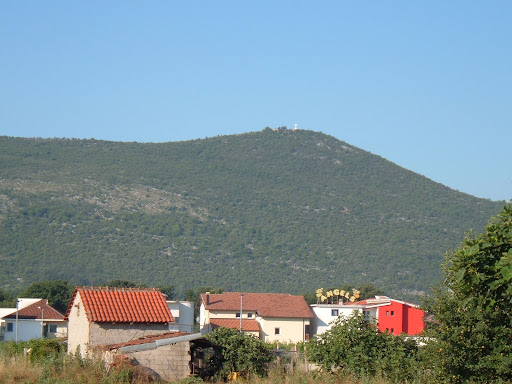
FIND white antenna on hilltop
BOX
[294,123,298,131]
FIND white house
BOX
[1,298,67,341]
[167,300,194,333]
[199,292,314,343]
[310,296,425,336]
[310,303,374,335]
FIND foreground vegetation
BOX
[0,192,509,383]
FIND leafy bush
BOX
[306,312,419,382]
[423,205,512,383]
[205,327,275,380]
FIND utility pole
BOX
[38,302,45,338]
[15,299,19,342]
[240,293,244,332]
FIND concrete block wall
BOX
[89,322,170,348]
[124,341,191,381]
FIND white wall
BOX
[67,292,91,355]
[167,301,194,333]
[3,319,43,341]
[310,305,366,335]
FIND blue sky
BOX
[1,2,510,201]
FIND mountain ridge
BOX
[0,129,505,301]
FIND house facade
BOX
[65,287,174,356]
[310,296,425,336]
[167,300,194,333]
[1,298,66,342]
[199,292,313,343]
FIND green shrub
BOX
[205,327,275,380]
[306,312,419,382]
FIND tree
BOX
[156,284,175,300]
[106,280,146,288]
[357,283,385,300]
[0,288,16,308]
[423,205,512,383]
[184,286,223,303]
[205,327,274,380]
[19,280,74,314]
[306,312,418,381]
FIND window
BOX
[275,327,280,335]
[363,310,370,317]
[391,328,394,333]
[247,312,253,318]
[235,312,240,318]
[386,311,389,316]
[6,323,13,332]
[391,311,394,316]
[49,324,58,333]
[331,309,339,316]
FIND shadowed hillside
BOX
[0,128,505,301]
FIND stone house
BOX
[65,287,174,356]
[199,292,314,343]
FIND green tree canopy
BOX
[19,280,74,314]
[423,205,512,383]
[306,312,418,381]
[205,327,274,380]
[0,288,15,308]
[106,280,147,288]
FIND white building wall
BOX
[3,319,43,341]
[67,292,91,356]
[167,301,194,333]
[310,305,365,335]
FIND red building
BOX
[355,296,425,335]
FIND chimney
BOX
[205,292,210,305]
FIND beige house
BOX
[65,287,174,356]
[199,292,313,343]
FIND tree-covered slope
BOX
[0,129,505,300]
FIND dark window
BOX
[391,311,395,316]
[275,327,280,335]
[235,312,240,318]
[6,323,13,332]
[391,328,394,333]
[331,309,339,316]
[247,312,253,318]
[49,324,58,333]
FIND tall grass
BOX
[0,340,158,384]
[0,340,422,384]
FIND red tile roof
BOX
[64,287,174,323]
[210,318,260,332]
[3,299,64,320]
[201,292,313,319]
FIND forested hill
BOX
[0,129,505,301]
